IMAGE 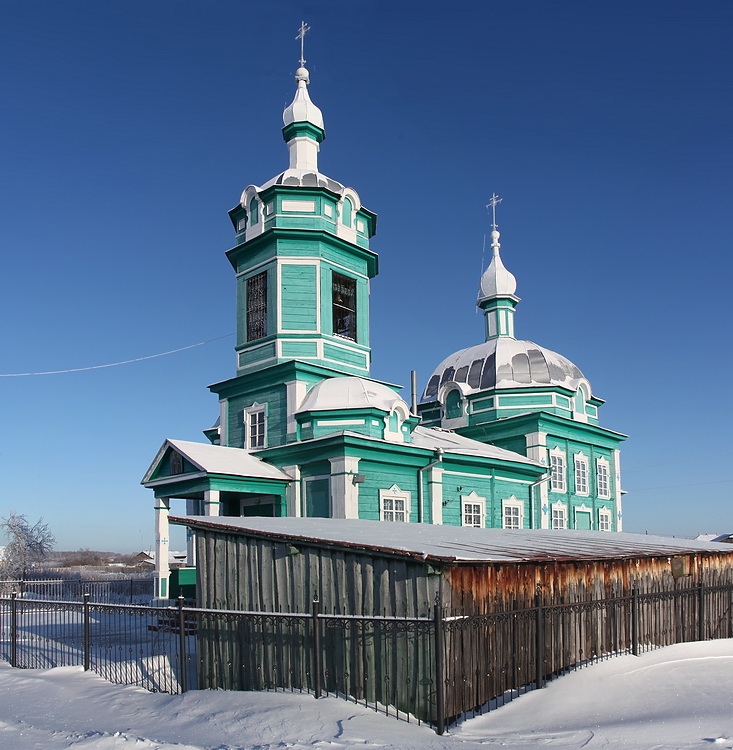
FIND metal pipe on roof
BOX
[418,447,444,523]
[528,473,550,529]
[410,370,418,414]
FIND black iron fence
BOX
[0,578,154,604]
[1,582,731,733]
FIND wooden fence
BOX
[1,582,731,733]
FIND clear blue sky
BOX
[1,1,731,552]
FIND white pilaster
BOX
[204,490,221,517]
[328,456,361,519]
[185,499,200,567]
[613,448,623,531]
[285,380,308,437]
[429,466,444,524]
[219,400,229,446]
[154,497,170,599]
[282,465,302,517]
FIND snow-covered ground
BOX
[0,639,731,750]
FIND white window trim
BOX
[501,495,524,530]
[596,457,611,499]
[379,485,411,523]
[598,507,612,532]
[574,452,589,496]
[549,447,567,493]
[461,491,486,528]
[244,403,267,450]
[551,502,567,530]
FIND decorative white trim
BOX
[462,491,486,528]
[379,485,411,522]
[281,465,301,517]
[329,456,360,519]
[551,501,567,530]
[318,419,366,426]
[281,199,316,212]
[286,380,308,435]
[574,452,589,496]
[613,448,623,532]
[502,495,524,529]
[598,506,612,531]
[596,456,611,499]
[549,447,567,493]
[430,466,444,525]
[244,403,267,450]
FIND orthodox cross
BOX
[296,21,311,67]
[486,193,503,230]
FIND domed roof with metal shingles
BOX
[422,338,586,402]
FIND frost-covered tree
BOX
[0,513,56,579]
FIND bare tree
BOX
[0,513,56,579]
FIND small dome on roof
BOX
[297,377,408,414]
[422,338,587,402]
[283,76,324,130]
[477,230,517,302]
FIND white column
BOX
[282,465,302,516]
[185,499,198,567]
[154,497,170,599]
[526,432,550,529]
[285,381,307,438]
[203,490,221,517]
[328,456,361,519]
[429,466,444,524]
[613,449,623,532]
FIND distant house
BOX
[712,533,733,544]
[131,550,187,570]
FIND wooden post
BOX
[535,591,544,689]
[631,588,639,656]
[698,582,706,643]
[10,592,17,668]
[312,599,322,699]
[178,596,188,693]
[83,593,91,671]
[433,600,446,736]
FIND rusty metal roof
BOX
[170,516,733,564]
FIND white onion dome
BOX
[477,230,517,304]
[283,66,325,130]
[422,339,588,402]
[297,377,408,414]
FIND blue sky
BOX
[1,0,731,552]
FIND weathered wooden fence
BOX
[1,582,731,733]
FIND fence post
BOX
[534,590,544,689]
[130,578,134,605]
[83,593,91,671]
[433,599,445,736]
[698,581,706,643]
[10,592,17,668]
[631,588,639,656]
[311,599,322,699]
[177,596,188,692]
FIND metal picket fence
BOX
[1,582,731,734]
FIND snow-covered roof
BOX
[142,439,292,484]
[423,338,587,400]
[411,426,542,466]
[169,517,733,564]
[296,377,408,415]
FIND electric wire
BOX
[0,334,234,377]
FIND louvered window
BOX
[246,272,267,341]
[332,272,357,341]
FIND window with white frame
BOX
[461,493,486,528]
[551,503,567,529]
[574,453,589,496]
[549,448,566,492]
[598,507,612,531]
[380,486,410,522]
[244,404,266,450]
[597,458,611,499]
[502,496,524,529]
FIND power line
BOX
[0,334,234,377]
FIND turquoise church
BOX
[142,62,626,598]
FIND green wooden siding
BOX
[281,264,317,331]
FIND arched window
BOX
[341,197,353,227]
[249,197,259,225]
[445,389,463,419]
